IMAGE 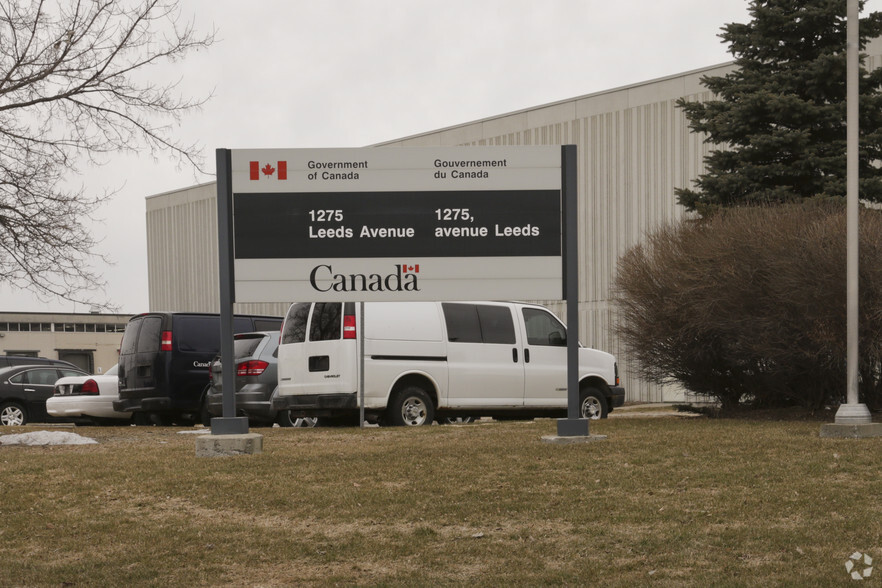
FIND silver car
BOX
[204,331,316,427]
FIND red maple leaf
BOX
[261,163,276,176]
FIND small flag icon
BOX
[250,161,287,180]
[403,264,420,273]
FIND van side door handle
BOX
[512,348,518,363]
[524,348,530,363]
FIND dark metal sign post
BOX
[213,148,249,435]
[557,145,590,437]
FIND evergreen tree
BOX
[676,0,882,214]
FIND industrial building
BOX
[138,38,882,403]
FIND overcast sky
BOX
[2,0,879,314]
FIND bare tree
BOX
[0,0,214,307]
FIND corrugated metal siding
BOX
[146,185,289,318]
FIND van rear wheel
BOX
[388,386,434,426]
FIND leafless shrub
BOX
[614,201,882,412]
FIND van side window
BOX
[442,303,482,343]
[442,303,515,344]
[282,303,310,344]
[310,303,342,341]
[136,317,162,353]
[177,317,220,352]
[233,317,254,333]
[477,305,516,344]
[522,308,567,347]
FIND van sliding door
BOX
[442,303,524,407]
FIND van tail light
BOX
[343,314,356,339]
[81,379,99,395]
[615,362,620,387]
[237,360,268,376]
[161,331,173,351]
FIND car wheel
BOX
[579,387,609,420]
[388,386,435,426]
[439,416,474,424]
[0,401,27,426]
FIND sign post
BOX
[213,149,249,436]
[557,145,588,436]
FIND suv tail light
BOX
[81,379,99,395]
[237,360,268,376]
[161,331,172,351]
[343,314,356,339]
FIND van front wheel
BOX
[580,387,609,420]
[389,386,435,426]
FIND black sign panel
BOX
[234,190,561,259]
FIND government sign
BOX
[226,146,566,302]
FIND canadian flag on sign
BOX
[403,264,419,274]
[249,161,288,180]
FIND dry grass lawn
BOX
[1,410,881,586]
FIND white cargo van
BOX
[273,301,624,426]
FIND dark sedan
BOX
[0,364,88,426]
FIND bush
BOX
[613,201,882,412]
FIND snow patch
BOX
[0,431,98,446]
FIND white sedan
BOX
[46,364,132,425]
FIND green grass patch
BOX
[1,416,880,586]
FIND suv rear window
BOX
[234,335,265,359]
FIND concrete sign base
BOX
[195,433,263,457]
[820,422,882,439]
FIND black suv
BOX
[114,312,282,425]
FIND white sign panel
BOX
[230,146,564,302]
